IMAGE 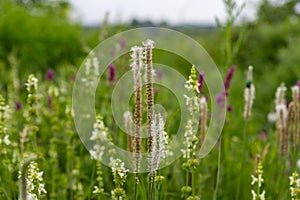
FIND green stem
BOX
[235,120,248,200]
[225,22,232,66]
[192,171,195,196]
[213,138,222,200]
[134,175,138,200]
[186,170,189,187]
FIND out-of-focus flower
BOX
[109,64,115,83]
[198,71,205,94]
[224,65,236,91]
[216,92,226,108]
[45,69,54,81]
[215,66,236,109]
[15,101,22,111]
[110,49,116,56]
[156,69,163,79]
[120,39,126,51]
[259,131,267,140]
[297,158,300,169]
[227,105,232,112]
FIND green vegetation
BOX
[0,0,300,199]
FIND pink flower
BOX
[259,131,267,140]
[15,101,22,111]
[46,69,54,81]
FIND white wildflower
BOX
[26,161,47,198]
[25,74,38,92]
[243,67,255,119]
[267,112,277,123]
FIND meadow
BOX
[0,0,300,199]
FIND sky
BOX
[69,0,262,26]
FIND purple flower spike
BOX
[46,69,54,81]
[15,101,22,111]
[224,65,236,91]
[198,71,205,94]
[120,39,126,51]
[109,64,115,83]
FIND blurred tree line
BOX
[0,0,299,90]
[0,0,83,82]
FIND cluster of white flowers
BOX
[292,86,300,103]
[143,39,156,81]
[89,115,112,161]
[243,66,255,119]
[181,119,197,159]
[26,161,47,199]
[275,83,288,126]
[184,95,200,114]
[0,95,10,148]
[110,158,129,183]
[25,74,38,93]
[84,54,99,76]
[181,66,203,160]
[251,162,266,200]
[110,158,129,200]
[267,83,288,123]
[130,45,144,173]
[289,172,300,199]
[149,113,170,175]
[184,65,200,94]
[131,46,143,91]
[81,53,100,88]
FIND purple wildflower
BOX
[259,131,267,140]
[46,69,54,81]
[216,66,236,109]
[109,64,115,83]
[15,101,22,111]
[227,105,232,112]
[198,71,205,94]
[224,65,236,91]
[120,39,126,51]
